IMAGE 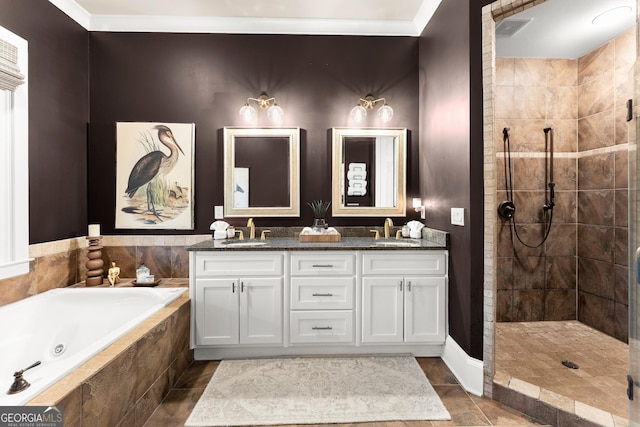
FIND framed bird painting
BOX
[115,122,195,229]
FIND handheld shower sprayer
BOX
[543,127,555,211]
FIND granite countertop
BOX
[187,236,447,251]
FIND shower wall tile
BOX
[578,292,615,337]
[36,250,78,292]
[495,118,548,152]
[552,157,577,193]
[544,224,576,257]
[546,58,577,87]
[171,246,189,278]
[614,190,628,227]
[614,227,628,267]
[546,119,577,152]
[577,152,615,190]
[577,224,614,263]
[577,110,614,151]
[615,106,630,145]
[550,191,577,224]
[511,256,545,290]
[577,258,614,300]
[513,86,547,119]
[496,290,514,322]
[0,259,36,307]
[510,191,547,223]
[614,302,628,343]
[614,149,628,189]
[513,290,545,321]
[545,257,576,290]
[544,289,576,321]
[614,28,636,69]
[514,58,547,86]
[615,64,634,108]
[614,265,629,305]
[496,57,515,86]
[501,223,546,258]
[546,86,577,119]
[496,257,513,290]
[577,190,614,226]
[512,157,546,190]
[577,72,615,119]
[578,41,614,85]
[495,86,516,119]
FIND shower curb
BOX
[493,377,627,427]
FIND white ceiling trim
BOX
[88,15,420,36]
[48,0,440,36]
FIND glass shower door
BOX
[630,47,640,424]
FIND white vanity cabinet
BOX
[191,252,283,346]
[289,252,355,344]
[361,251,447,344]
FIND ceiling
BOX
[49,0,636,58]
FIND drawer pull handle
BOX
[232,282,236,293]
[311,326,333,330]
[407,281,412,291]
[312,293,334,297]
[399,281,403,291]
[312,264,335,268]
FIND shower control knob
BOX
[498,201,516,220]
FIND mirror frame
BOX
[331,127,407,217]
[223,127,300,217]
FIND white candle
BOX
[88,224,100,237]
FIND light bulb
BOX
[239,104,257,124]
[267,104,284,125]
[350,105,367,123]
[378,104,394,123]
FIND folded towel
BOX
[348,179,367,189]
[347,187,367,196]
[348,162,366,172]
[347,170,367,180]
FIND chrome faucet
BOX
[247,218,255,240]
[384,218,393,239]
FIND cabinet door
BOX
[239,277,283,344]
[362,277,403,343]
[195,278,239,345]
[404,276,446,343]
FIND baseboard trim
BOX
[441,335,484,396]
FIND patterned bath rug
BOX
[185,355,451,426]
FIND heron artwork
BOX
[124,124,185,222]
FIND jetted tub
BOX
[0,287,187,406]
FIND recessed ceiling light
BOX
[592,5,632,25]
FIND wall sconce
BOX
[350,94,394,124]
[239,92,284,125]
[413,198,426,219]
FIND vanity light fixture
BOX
[350,94,394,124]
[412,198,426,219]
[239,92,284,125]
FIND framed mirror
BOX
[224,127,300,217]
[331,127,407,217]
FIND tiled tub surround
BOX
[28,281,191,427]
[495,27,635,341]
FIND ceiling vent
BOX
[495,18,532,38]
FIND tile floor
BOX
[495,321,629,421]
[144,357,544,427]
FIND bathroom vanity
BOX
[188,237,448,360]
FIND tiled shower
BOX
[495,28,635,342]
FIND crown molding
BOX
[414,0,442,35]
[49,0,91,29]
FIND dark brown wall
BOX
[0,0,89,243]
[88,33,420,232]
[419,0,486,359]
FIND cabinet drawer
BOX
[362,251,446,276]
[195,252,283,276]
[291,277,354,310]
[291,252,355,276]
[290,311,353,344]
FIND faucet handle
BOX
[395,229,402,239]
[261,230,271,241]
[235,230,245,240]
[370,229,380,240]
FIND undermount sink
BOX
[221,240,268,247]
[372,239,421,247]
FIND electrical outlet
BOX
[214,205,224,219]
[451,208,464,226]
